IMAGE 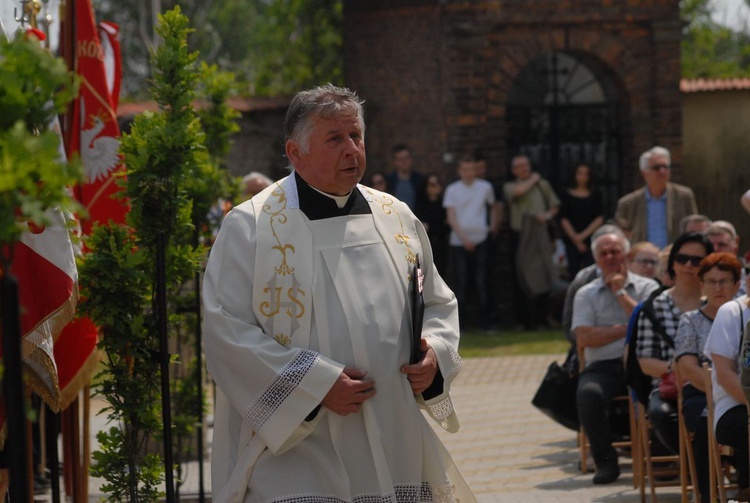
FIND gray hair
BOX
[639,146,671,172]
[591,229,630,256]
[706,220,738,240]
[241,171,273,186]
[284,84,365,153]
[679,214,712,234]
[591,224,625,243]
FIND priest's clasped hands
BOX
[321,339,439,416]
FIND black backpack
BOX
[623,286,670,406]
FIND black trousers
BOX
[716,404,749,489]
[577,358,627,469]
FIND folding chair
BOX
[577,347,639,488]
[674,363,699,503]
[703,364,738,503]
[634,387,684,502]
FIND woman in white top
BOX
[675,252,743,503]
[704,271,750,498]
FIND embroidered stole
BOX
[250,175,421,349]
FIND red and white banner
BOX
[0,117,80,445]
[11,210,79,409]
[57,0,127,409]
[69,0,126,236]
[98,21,121,113]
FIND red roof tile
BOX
[680,78,750,93]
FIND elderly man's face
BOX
[642,153,670,193]
[708,231,738,254]
[287,113,366,196]
[594,235,627,276]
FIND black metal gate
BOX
[506,51,623,217]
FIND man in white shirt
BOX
[443,154,498,329]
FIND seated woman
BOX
[636,232,713,455]
[675,252,743,503]
[704,273,750,502]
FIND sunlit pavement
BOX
[77,354,685,502]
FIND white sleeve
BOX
[704,301,743,362]
[571,285,595,332]
[442,185,456,209]
[203,205,342,454]
[415,217,462,432]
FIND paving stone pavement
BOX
[79,353,685,502]
[432,354,682,503]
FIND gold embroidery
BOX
[273,334,291,347]
[258,181,308,346]
[365,188,418,272]
[263,184,295,276]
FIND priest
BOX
[203,84,474,503]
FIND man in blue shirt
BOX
[615,146,697,247]
[385,144,423,211]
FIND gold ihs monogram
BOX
[259,273,306,347]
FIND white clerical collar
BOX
[310,185,352,208]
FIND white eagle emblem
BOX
[80,100,120,183]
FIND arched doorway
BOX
[506,51,624,215]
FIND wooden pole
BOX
[82,387,90,501]
[46,405,61,503]
[157,232,176,502]
[25,414,33,503]
[1,272,31,503]
[193,230,205,503]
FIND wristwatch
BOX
[616,288,627,297]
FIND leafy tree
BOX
[82,7,208,501]
[246,0,343,96]
[0,36,81,249]
[681,0,750,77]
[93,0,343,98]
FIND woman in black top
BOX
[559,164,604,278]
[416,173,450,275]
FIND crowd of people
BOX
[357,142,750,497]
[559,146,750,499]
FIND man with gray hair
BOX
[679,214,711,234]
[203,84,474,502]
[705,220,747,295]
[241,171,273,201]
[615,146,697,247]
[573,231,659,484]
[705,220,740,255]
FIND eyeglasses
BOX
[702,278,737,288]
[633,258,658,267]
[428,181,441,187]
[674,253,705,267]
[650,164,670,171]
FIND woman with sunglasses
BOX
[674,252,743,503]
[635,232,714,456]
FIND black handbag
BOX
[531,359,580,431]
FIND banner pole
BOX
[1,271,30,503]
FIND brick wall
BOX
[343,0,682,190]
[343,0,683,326]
